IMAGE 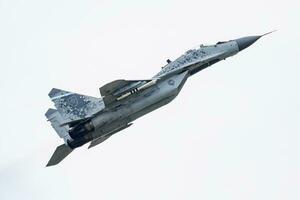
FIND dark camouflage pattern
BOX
[48,88,105,122]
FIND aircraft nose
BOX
[235,36,261,51]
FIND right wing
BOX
[99,79,150,106]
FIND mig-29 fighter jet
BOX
[45,32,274,166]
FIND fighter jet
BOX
[45,32,273,166]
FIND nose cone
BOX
[235,35,261,51]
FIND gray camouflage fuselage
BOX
[67,41,239,148]
[45,33,271,166]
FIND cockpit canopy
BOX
[190,44,212,50]
[216,40,233,45]
[191,40,232,50]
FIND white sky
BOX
[0,0,300,199]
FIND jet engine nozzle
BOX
[67,134,92,149]
[69,121,95,140]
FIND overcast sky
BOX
[0,0,300,199]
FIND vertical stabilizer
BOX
[46,144,73,167]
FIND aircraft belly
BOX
[90,71,189,138]
[127,71,189,121]
[128,94,176,121]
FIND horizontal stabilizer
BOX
[45,108,69,139]
[46,144,73,167]
[48,88,105,122]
